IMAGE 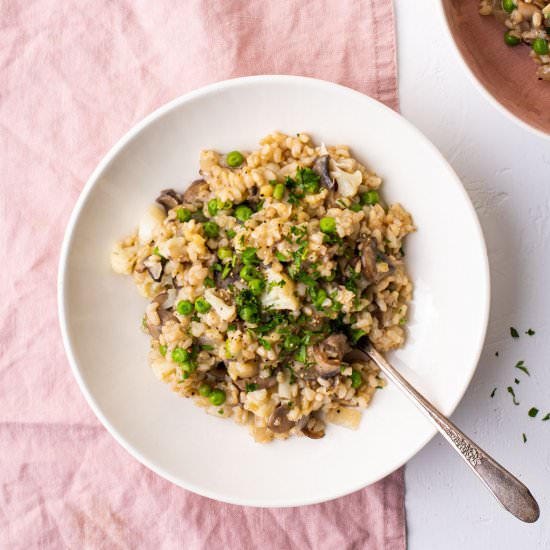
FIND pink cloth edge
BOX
[1,1,405,548]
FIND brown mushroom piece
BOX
[146,292,177,338]
[143,255,164,282]
[302,425,326,439]
[206,364,229,382]
[182,179,207,204]
[267,405,296,434]
[312,333,351,378]
[361,237,395,284]
[155,188,182,212]
[312,155,334,189]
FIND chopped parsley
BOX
[204,277,215,288]
[495,351,499,357]
[245,383,258,393]
[258,337,272,350]
[226,229,236,239]
[528,407,539,418]
[522,433,527,443]
[510,327,519,338]
[490,387,497,398]
[507,386,519,405]
[275,251,290,262]
[515,360,530,376]
[526,328,536,336]
[350,329,366,344]
[514,378,520,385]
[542,413,550,421]
[200,344,214,351]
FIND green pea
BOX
[177,207,191,222]
[351,369,362,389]
[209,389,226,406]
[360,190,379,206]
[249,278,266,295]
[320,216,336,234]
[273,183,285,200]
[172,347,190,363]
[240,265,257,281]
[198,383,212,397]
[533,37,549,55]
[194,297,211,313]
[203,221,219,238]
[313,288,328,308]
[283,334,301,351]
[208,199,218,217]
[235,205,253,222]
[239,305,258,323]
[176,300,194,315]
[504,31,521,46]
[181,359,197,374]
[502,0,516,13]
[217,247,233,260]
[226,151,244,167]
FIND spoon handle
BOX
[364,345,540,523]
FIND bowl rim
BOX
[436,0,550,142]
[57,74,491,507]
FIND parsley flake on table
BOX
[514,360,530,376]
[514,378,520,385]
[528,407,539,418]
[526,328,536,336]
[490,387,497,398]
[510,327,519,338]
[522,433,527,443]
[507,386,519,405]
[542,413,550,422]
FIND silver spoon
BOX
[355,341,540,523]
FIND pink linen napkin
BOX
[0,1,404,548]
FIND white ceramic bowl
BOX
[58,75,490,507]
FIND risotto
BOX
[111,132,415,442]
[480,0,550,80]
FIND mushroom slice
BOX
[312,333,350,378]
[155,188,182,212]
[343,349,370,364]
[143,255,164,282]
[146,292,177,338]
[206,364,229,382]
[361,237,395,284]
[267,405,296,434]
[302,425,326,439]
[182,179,207,204]
[312,155,334,189]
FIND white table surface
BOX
[395,2,550,548]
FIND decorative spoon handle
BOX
[362,344,540,523]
